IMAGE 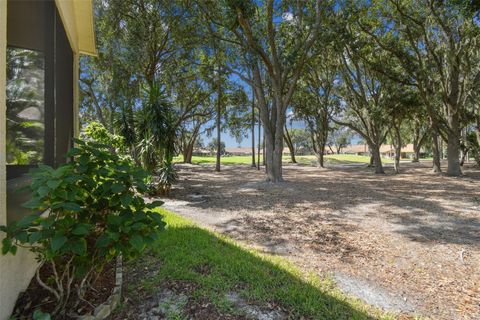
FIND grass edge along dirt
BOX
[173,154,395,166]
[119,208,418,320]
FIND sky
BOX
[201,118,306,148]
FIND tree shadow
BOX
[168,162,480,247]
[120,212,383,319]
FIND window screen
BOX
[6,48,45,165]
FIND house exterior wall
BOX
[0,2,83,318]
[0,2,39,319]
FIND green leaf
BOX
[151,213,166,230]
[47,179,61,190]
[72,224,92,235]
[51,235,68,252]
[129,234,146,252]
[146,200,164,209]
[37,186,50,197]
[52,165,70,178]
[61,202,82,212]
[2,238,12,255]
[33,309,51,320]
[96,234,111,247]
[23,198,42,209]
[16,231,29,243]
[17,214,39,228]
[111,183,125,193]
[70,238,87,256]
[66,147,82,157]
[120,193,132,207]
[29,231,43,244]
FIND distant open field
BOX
[173,154,395,165]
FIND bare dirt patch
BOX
[162,161,480,319]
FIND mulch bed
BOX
[11,260,115,319]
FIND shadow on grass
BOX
[122,209,389,320]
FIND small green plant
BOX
[1,139,165,316]
[157,161,179,196]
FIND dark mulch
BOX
[11,260,115,319]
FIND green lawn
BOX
[173,155,254,165]
[173,154,394,165]
[119,208,395,319]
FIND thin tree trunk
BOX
[215,77,221,172]
[262,130,266,166]
[430,120,442,173]
[257,117,261,170]
[412,126,420,162]
[251,91,256,167]
[393,125,402,174]
[318,142,326,168]
[283,125,297,163]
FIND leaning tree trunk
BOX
[184,142,194,163]
[446,110,462,176]
[284,125,297,163]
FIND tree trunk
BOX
[262,130,266,166]
[392,124,402,174]
[316,142,326,168]
[476,114,480,148]
[261,94,286,182]
[264,127,284,182]
[251,91,256,167]
[460,148,469,166]
[430,120,442,173]
[368,153,374,167]
[215,77,221,172]
[446,111,462,176]
[413,148,420,163]
[283,125,297,163]
[412,126,420,162]
[184,144,194,163]
[369,144,384,174]
[257,118,261,170]
[394,144,401,174]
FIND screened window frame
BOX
[6,0,74,224]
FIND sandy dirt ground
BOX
[160,161,480,320]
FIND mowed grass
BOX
[124,208,395,319]
[173,154,394,165]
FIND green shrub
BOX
[157,161,179,196]
[81,121,130,159]
[0,139,165,316]
[146,161,178,196]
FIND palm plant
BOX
[135,83,178,172]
